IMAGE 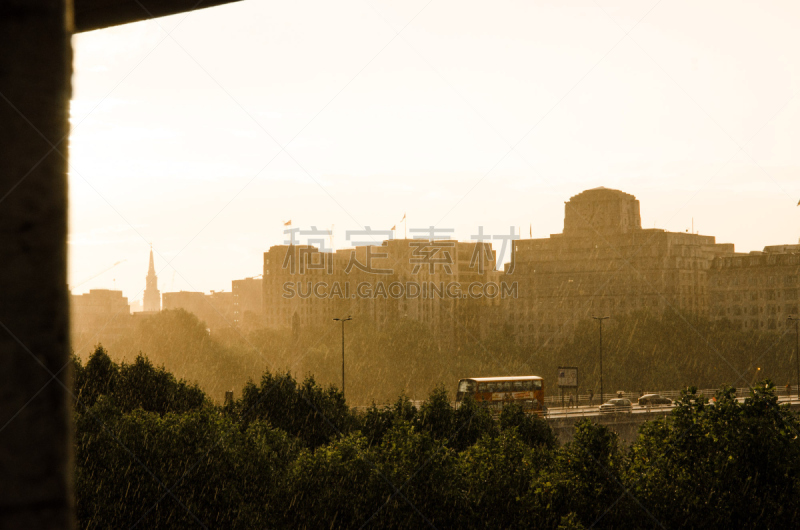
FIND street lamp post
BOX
[333,316,352,400]
[789,316,800,400]
[593,316,610,404]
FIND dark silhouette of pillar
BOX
[0,2,244,528]
[0,1,74,528]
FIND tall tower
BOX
[143,246,161,312]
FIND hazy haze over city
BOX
[69,0,800,302]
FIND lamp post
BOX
[789,316,800,400]
[593,316,610,404]
[333,316,352,400]
[751,367,762,387]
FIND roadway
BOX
[545,395,800,420]
[544,396,800,443]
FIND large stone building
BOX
[262,238,501,341]
[256,187,799,348]
[505,187,735,347]
[709,245,800,331]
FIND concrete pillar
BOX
[0,0,74,528]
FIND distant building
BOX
[143,247,161,312]
[71,289,131,348]
[206,290,234,331]
[256,187,800,345]
[162,289,234,332]
[709,247,800,331]
[507,187,735,347]
[262,238,499,341]
[232,276,262,326]
[162,290,205,315]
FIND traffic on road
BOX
[544,394,800,419]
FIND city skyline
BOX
[71,186,800,355]
[69,0,800,303]
[71,185,800,305]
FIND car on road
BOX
[599,398,633,414]
[637,394,673,407]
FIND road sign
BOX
[557,367,578,388]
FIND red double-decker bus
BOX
[455,376,545,414]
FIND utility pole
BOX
[593,316,610,404]
[333,316,352,400]
[789,316,800,400]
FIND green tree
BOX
[281,433,379,528]
[73,346,207,415]
[234,370,355,449]
[73,345,118,408]
[527,419,631,529]
[414,385,455,442]
[456,430,540,528]
[371,421,460,528]
[499,402,557,449]
[75,399,296,529]
[360,394,417,447]
[450,394,498,451]
[628,382,800,528]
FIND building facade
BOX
[162,290,234,332]
[232,276,263,326]
[506,188,735,347]
[71,289,132,348]
[262,238,502,341]
[252,188,797,347]
[709,245,800,331]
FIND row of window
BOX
[474,380,542,392]
[714,275,798,287]
[714,289,799,302]
[717,304,799,316]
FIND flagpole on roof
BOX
[283,219,292,246]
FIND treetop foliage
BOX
[73,346,207,415]
[74,345,800,528]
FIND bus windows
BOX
[458,380,475,393]
[456,377,545,415]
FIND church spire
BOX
[148,244,155,275]
[143,245,161,312]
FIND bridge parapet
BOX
[547,398,800,445]
[547,410,671,444]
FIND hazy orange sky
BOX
[69,0,800,306]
